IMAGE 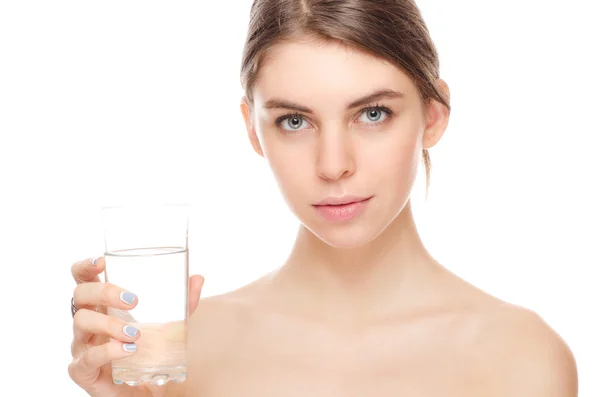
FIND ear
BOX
[422,79,451,149]
[240,97,264,157]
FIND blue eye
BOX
[278,114,309,131]
[358,107,390,124]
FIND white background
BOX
[1,0,598,395]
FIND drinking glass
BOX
[101,204,190,386]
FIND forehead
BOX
[253,38,418,106]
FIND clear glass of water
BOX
[101,204,190,386]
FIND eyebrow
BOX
[262,89,405,114]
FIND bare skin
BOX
[68,37,577,396]
[175,205,576,397]
[69,228,576,397]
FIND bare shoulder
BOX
[186,275,271,347]
[162,280,267,396]
[434,270,577,396]
[470,302,578,397]
[189,279,264,332]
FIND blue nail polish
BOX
[114,378,123,384]
[123,343,136,352]
[120,291,136,305]
[123,325,139,337]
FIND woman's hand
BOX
[68,256,204,397]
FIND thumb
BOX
[188,274,205,316]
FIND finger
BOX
[188,275,204,315]
[69,339,136,386]
[73,282,138,310]
[71,257,105,285]
[73,308,141,345]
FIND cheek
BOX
[270,160,314,210]
[364,124,422,188]
[259,133,314,202]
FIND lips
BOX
[312,195,373,221]
[313,195,371,206]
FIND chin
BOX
[312,229,379,249]
[301,214,391,250]
[287,194,409,249]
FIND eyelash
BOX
[275,104,394,132]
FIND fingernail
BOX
[120,291,136,305]
[91,257,99,266]
[113,378,123,384]
[123,343,136,352]
[123,325,139,337]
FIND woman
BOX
[68,0,578,396]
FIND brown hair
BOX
[240,0,450,192]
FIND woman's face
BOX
[241,38,449,249]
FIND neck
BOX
[269,200,441,323]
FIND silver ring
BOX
[71,297,79,318]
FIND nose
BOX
[316,127,356,181]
